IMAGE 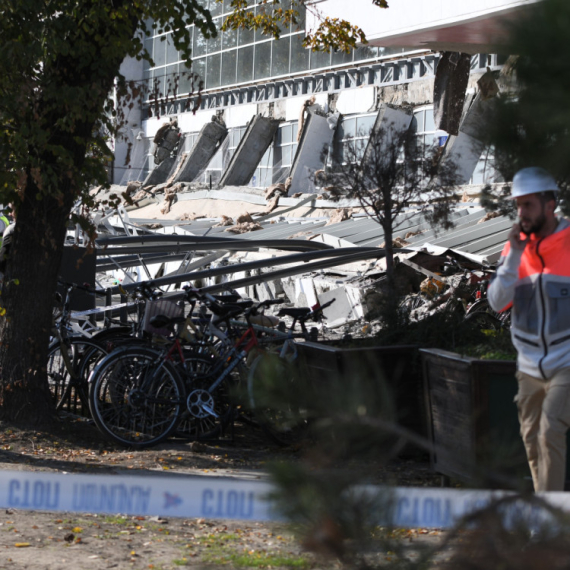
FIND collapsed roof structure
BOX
[76,1,533,327]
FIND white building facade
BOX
[113,0,535,192]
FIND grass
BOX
[202,549,312,568]
[190,532,312,569]
[102,515,129,525]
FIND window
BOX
[250,146,274,187]
[410,106,448,156]
[274,122,298,183]
[332,113,377,167]
[141,3,419,96]
[470,147,503,185]
[227,126,247,164]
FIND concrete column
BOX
[219,115,280,187]
[439,92,492,184]
[362,103,413,166]
[173,120,228,183]
[288,111,336,195]
[141,155,177,188]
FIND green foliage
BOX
[0,0,215,218]
[483,0,570,215]
[197,532,311,568]
[221,0,387,52]
[328,123,461,280]
[458,328,516,361]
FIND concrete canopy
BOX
[307,0,538,54]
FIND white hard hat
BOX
[510,167,559,198]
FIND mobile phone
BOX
[518,220,531,237]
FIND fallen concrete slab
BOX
[174,120,228,183]
[220,115,280,187]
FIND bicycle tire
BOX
[173,353,236,440]
[464,310,503,331]
[247,353,307,447]
[47,338,109,417]
[88,346,185,448]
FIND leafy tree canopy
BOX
[221,0,387,53]
[482,0,570,216]
[0,0,215,217]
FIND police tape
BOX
[1,469,570,528]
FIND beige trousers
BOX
[516,368,570,492]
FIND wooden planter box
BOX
[296,342,425,442]
[421,348,529,486]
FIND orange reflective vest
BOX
[492,220,570,378]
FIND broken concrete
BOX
[220,115,281,187]
[363,104,413,167]
[173,120,228,183]
[142,155,177,188]
[438,90,497,184]
[288,111,336,196]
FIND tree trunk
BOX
[0,175,75,424]
[0,3,137,425]
[383,223,395,290]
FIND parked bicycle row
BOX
[49,280,334,449]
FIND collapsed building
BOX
[81,1,531,327]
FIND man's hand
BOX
[508,222,528,251]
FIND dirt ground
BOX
[0,418,445,570]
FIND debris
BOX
[236,212,254,224]
[265,183,287,200]
[249,314,280,327]
[379,237,410,249]
[178,212,205,221]
[161,185,182,214]
[224,222,263,234]
[292,192,303,198]
[433,51,471,135]
[131,189,148,202]
[298,95,317,141]
[214,215,234,227]
[153,118,180,165]
[190,441,207,453]
[262,195,281,214]
[477,67,500,100]
[325,208,351,226]
[288,231,315,240]
[125,180,142,196]
[420,276,446,297]
[477,211,502,223]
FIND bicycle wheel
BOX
[464,310,503,331]
[89,346,184,448]
[174,352,237,440]
[47,338,109,417]
[247,353,307,446]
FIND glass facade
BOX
[143,0,410,96]
[332,112,377,166]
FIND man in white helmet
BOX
[489,166,570,492]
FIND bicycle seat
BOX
[211,294,242,304]
[278,307,311,319]
[208,302,245,319]
[149,314,186,329]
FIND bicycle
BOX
[48,280,177,417]
[87,290,266,446]
[246,298,336,446]
[48,282,116,416]
[88,289,335,448]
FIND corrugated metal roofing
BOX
[126,204,512,264]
